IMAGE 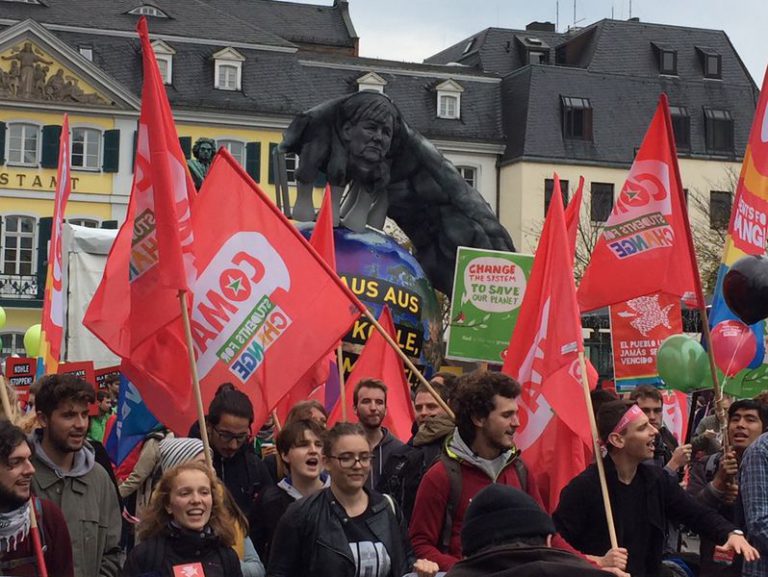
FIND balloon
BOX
[0,307,6,330]
[723,255,768,325]
[710,320,757,377]
[656,335,709,392]
[24,324,41,358]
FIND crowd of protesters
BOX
[0,370,766,577]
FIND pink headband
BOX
[611,404,645,437]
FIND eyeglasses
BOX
[327,453,373,468]
[213,427,249,444]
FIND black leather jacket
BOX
[267,487,414,577]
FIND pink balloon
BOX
[711,320,757,376]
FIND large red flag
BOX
[186,151,362,431]
[39,114,71,374]
[578,94,697,312]
[327,306,414,441]
[85,17,199,430]
[564,175,585,260]
[502,175,594,512]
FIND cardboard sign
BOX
[57,361,96,386]
[5,357,35,406]
[95,366,121,390]
[609,292,682,392]
[447,247,534,363]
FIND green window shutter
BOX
[101,220,118,230]
[131,130,137,173]
[0,122,5,165]
[102,129,120,173]
[37,217,52,299]
[314,170,327,188]
[267,143,278,184]
[179,137,192,159]
[41,125,62,168]
[246,142,261,182]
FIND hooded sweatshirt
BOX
[368,427,404,490]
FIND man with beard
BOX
[31,374,121,577]
[0,420,73,577]
[352,379,404,490]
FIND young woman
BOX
[267,422,438,577]
[249,419,328,561]
[122,461,244,577]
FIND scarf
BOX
[0,500,31,553]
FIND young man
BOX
[740,424,768,577]
[554,400,759,577]
[687,398,768,577]
[352,378,404,489]
[630,385,691,474]
[30,373,122,577]
[0,420,74,577]
[408,371,580,572]
[206,387,273,517]
[87,390,112,443]
[446,485,611,577]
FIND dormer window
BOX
[436,79,463,120]
[652,42,677,76]
[151,40,175,85]
[697,46,722,79]
[213,47,245,91]
[356,72,387,94]
[517,36,550,66]
[561,96,593,140]
[128,5,168,18]
[669,106,691,151]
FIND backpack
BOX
[376,446,430,523]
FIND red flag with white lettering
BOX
[502,175,595,511]
[578,95,697,312]
[327,306,415,441]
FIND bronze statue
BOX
[280,92,515,295]
[187,137,215,190]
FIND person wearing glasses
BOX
[267,422,439,577]
[206,388,273,518]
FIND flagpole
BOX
[577,352,619,550]
[360,309,454,419]
[178,291,214,471]
[337,344,347,421]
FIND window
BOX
[528,50,548,65]
[590,183,614,222]
[544,179,569,217]
[213,48,245,92]
[71,128,101,170]
[356,72,386,94]
[151,40,175,85]
[457,166,477,189]
[670,106,690,151]
[709,191,732,229]
[436,79,463,120]
[660,50,677,75]
[217,140,245,165]
[561,96,593,141]
[285,153,299,185]
[67,218,100,228]
[7,123,39,166]
[0,333,25,357]
[79,45,93,61]
[2,216,36,276]
[704,108,734,153]
[697,47,722,79]
[128,5,168,17]
[463,38,476,55]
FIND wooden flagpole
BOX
[337,344,347,421]
[178,291,214,471]
[578,352,619,549]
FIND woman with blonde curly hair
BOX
[122,461,243,577]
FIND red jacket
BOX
[409,451,544,570]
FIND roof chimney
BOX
[526,21,556,32]
[628,17,640,22]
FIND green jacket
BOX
[31,441,122,577]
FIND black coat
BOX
[445,544,613,577]
[267,488,413,577]
[122,525,243,577]
[248,484,295,562]
[554,457,737,577]
[213,444,273,518]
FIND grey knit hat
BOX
[159,437,206,473]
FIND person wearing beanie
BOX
[446,485,611,577]
[159,437,207,472]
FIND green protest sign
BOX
[446,247,534,363]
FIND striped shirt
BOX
[741,431,768,577]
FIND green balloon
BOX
[657,334,709,392]
[24,324,42,358]
[0,307,6,330]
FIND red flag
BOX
[327,306,415,441]
[85,17,200,432]
[578,94,697,312]
[564,175,585,259]
[39,114,72,373]
[185,151,362,431]
[502,180,594,512]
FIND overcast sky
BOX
[324,0,768,85]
